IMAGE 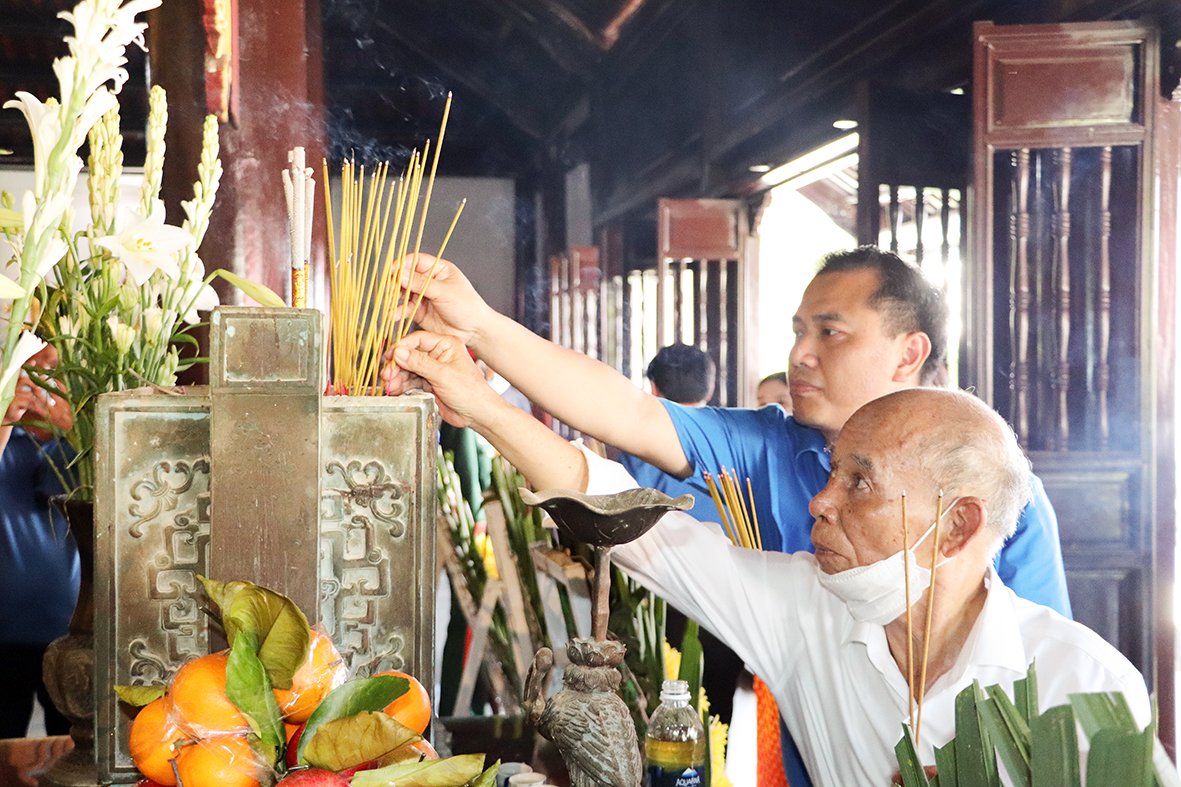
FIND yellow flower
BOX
[663,641,682,682]
[709,716,733,787]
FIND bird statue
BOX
[525,639,642,787]
[519,487,693,787]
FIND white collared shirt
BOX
[581,447,1151,786]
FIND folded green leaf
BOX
[113,684,166,707]
[1030,705,1079,787]
[978,696,1030,787]
[1014,663,1038,726]
[954,682,998,787]
[206,268,285,308]
[303,711,421,772]
[225,630,285,750]
[297,675,410,764]
[895,725,930,787]
[1086,727,1152,786]
[1068,692,1139,740]
[350,753,486,787]
[934,741,957,787]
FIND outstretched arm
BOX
[390,331,588,492]
[382,255,690,476]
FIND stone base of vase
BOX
[40,633,98,787]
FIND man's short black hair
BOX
[647,344,717,404]
[815,246,948,385]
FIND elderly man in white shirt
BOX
[384,331,1150,785]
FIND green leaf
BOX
[954,682,998,787]
[466,759,501,787]
[1030,705,1080,787]
[978,694,1030,787]
[894,725,930,787]
[350,753,486,787]
[1086,727,1152,786]
[199,576,311,691]
[206,268,285,308]
[1014,663,1038,726]
[198,575,253,614]
[297,675,410,764]
[113,684,166,707]
[934,742,958,787]
[223,585,310,690]
[303,711,421,772]
[224,630,285,750]
[1068,692,1139,739]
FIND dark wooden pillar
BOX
[150,0,327,312]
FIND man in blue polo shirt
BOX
[620,343,718,521]
[380,247,1070,783]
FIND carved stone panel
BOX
[94,392,211,782]
[320,396,437,684]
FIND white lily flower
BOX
[3,93,61,196]
[94,205,192,285]
[183,282,220,325]
[0,331,46,398]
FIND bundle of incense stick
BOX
[703,468,763,550]
[321,93,466,395]
[904,490,945,748]
[283,146,315,308]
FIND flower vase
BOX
[40,497,97,787]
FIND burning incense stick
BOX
[320,95,464,395]
[283,146,316,307]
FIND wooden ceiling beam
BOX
[372,17,549,140]
[465,0,599,80]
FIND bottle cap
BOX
[660,679,690,702]
[508,774,547,786]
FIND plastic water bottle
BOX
[645,679,706,787]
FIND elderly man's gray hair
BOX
[911,392,1032,551]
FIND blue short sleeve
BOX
[995,474,1072,618]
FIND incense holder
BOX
[520,487,691,786]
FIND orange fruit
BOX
[375,670,432,734]
[169,652,249,736]
[174,735,262,787]
[274,630,346,723]
[129,697,182,786]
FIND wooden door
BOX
[656,198,755,407]
[969,20,1178,752]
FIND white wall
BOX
[425,177,516,316]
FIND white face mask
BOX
[816,499,961,626]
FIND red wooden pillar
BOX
[151,0,327,314]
